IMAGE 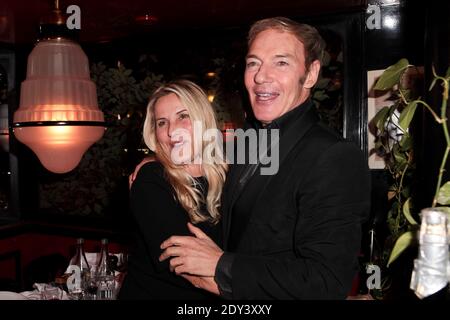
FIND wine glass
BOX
[85,266,99,300]
[41,285,63,300]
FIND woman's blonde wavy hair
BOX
[143,79,228,224]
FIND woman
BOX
[118,80,227,299]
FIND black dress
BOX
[118,162,222,300]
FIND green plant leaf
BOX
[402,198,417,225]
[315,78,331,89]
[313,90,329,101]
[401,185,411,198]
[399,88,411,101]
[392,144,407,166]
[374,140,384,151]
[387,231,415,267]
[399,135,412,151]
[436,206,450,216]
[437,181,450,205]
[445,66,450,79]
[374,59,409,91]
[429,77,437,91]
[398,101,418,131]
[388,103,399,121]
[372,106,390,132]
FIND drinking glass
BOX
[41,285,63,300]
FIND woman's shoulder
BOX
[134,161,167,184]
[131,161,174,198]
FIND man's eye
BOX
[276,61,288,66]
[246,61,258,68]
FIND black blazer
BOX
[221,102,371,299]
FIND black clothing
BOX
[216,99,371,299]
[118,162,221,300]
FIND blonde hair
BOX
[143,80,228,224]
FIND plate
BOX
[0,291,29,300]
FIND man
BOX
[158,17,371,299]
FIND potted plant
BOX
[370,58,450,298]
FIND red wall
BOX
[0,230,127,289]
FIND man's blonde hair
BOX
[248,16,325,71]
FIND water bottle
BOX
[68,238,90,299]
[96,238,115,300]
[410,208,449,299]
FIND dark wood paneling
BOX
[415,0,450,209]
[1,0,366,44]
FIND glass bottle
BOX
[96,238,115,300]
[67,238,90,299]
[410,208,449,299]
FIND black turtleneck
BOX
[216,98,317,298]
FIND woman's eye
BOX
[179,113,190,120]
[156,121,166,128]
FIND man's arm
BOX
[160,142,370,299]
[180,275,220,295]
[129,156,155,188]
[159,222,223,295]
[159,224,235,297]
[160,222,223,276]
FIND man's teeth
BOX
[256,92,277,100]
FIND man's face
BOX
[244,29,318,124]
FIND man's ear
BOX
[303,60,321,89]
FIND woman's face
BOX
[154,93,196,165]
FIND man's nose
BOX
[254,64,272,84]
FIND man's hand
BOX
[181,275,220,295]
[129,156,155,189]
[159,222,223,277]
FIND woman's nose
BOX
[167,122,173,138]
[167,121,180,138]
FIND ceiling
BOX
[0,0,365,44]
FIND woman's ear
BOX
[303,60,321,89]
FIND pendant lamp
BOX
[12,3,105,173]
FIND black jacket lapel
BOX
[224,104,320,248]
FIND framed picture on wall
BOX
[367,69,392,170]
[367,67,424,170]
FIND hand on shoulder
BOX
[129,155,157,189]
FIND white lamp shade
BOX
[13,125,104,173]
[13,38,105,173]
